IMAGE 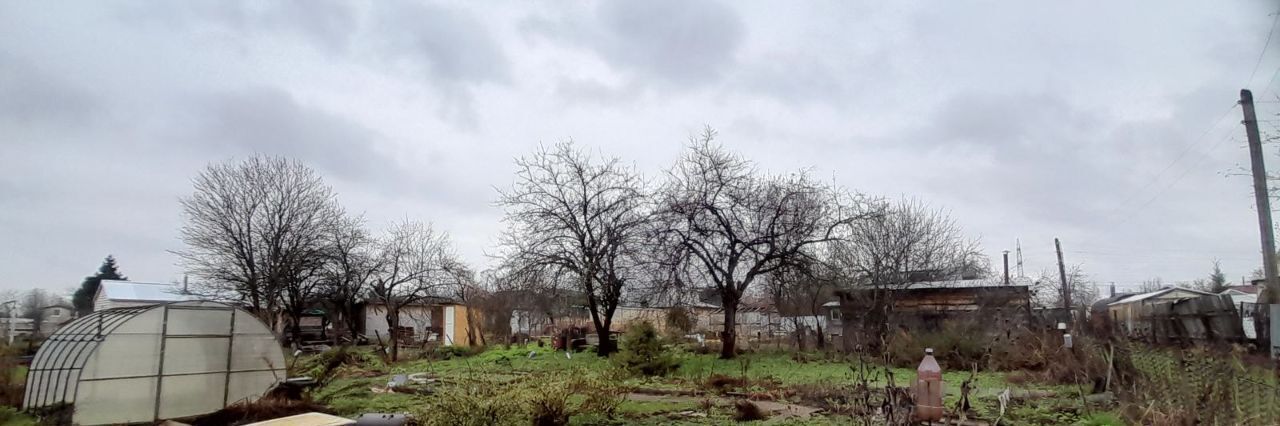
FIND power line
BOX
[1115,128,1240,224]
[1247,8,1280,87]
[1109,103,1240,220]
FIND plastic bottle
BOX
[914,347,944,422]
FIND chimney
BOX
[182,275,189,294]
[1109,282,1115,298]
[1002,251,1010,285]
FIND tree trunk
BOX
[289,316,302,345]
[345,304,362,343]
[795,326,806,351]
[588,306,617,356]
[816,323,826,350]
[386,307,400,362]
[720,300,738,359]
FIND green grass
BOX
[305,345,1118,424]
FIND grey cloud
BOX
[115,0,359,52]
[183,87,493,213]
[188,88,399,186]
[0,54,101,128]
[372,1,510,128]
[527,0,744,88]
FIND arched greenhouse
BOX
[23,301,286,425]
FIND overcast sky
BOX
[3,1,1279,295]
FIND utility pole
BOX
[1056,238,1071,315]
[1003,251,1011,285]
[1015,239,1024,277]
[1242,89,1280,304]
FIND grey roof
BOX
[897,278,1027,290]
[1107,286,1213,306]
[98,280,194,303]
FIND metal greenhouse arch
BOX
[23,301,286,425]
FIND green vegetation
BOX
[614,321,680,377]
[303,344,1118,425]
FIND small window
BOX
[829,310,842,320]
[50,309,60,317]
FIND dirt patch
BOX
[624,393,821,421]
[182,399,333,426]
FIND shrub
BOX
[614,321,679,377]
[1074,412,1124,426]
[294,346,386,384]
[415,378,522,426]
[733,400,765,421]
[432,345,478,360]
[664,307,694,337]
[528,386,570,426]
[884,326,987,370]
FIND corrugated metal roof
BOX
[1107,286,1213,306]
[99,280,194,303]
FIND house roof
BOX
[826,278,1029,306]
[98,280,194,303]
[1107,286,1213,306]
[1220,285,1260,295]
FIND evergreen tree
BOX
[73,255,126,315]
[1209,260,1228,294]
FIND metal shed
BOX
[23,300,285,425]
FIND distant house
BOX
[1107,286,1214,336]
[92,280,196,311]
[361,299,478,347]
[0,317,35,340]
[36,304,75,336]
[834,278,1032,350]
[0,304,76,339]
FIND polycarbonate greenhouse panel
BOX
[166,308,232,335]
[162,337,230,374]
[23,301,286,426]
[159,373,226,419]
[230,334,285,371]
[227,370,283,404]
[74,376,157,426]
[80,333,161,379]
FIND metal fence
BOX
[1124,344,1280,424]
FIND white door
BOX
[443,306,456,346]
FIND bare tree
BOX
[496,142,649,356]
[318,214,378,343]
[367,220,455,361]
[828,198,983,351]
[441,260,487,347]
[176,156,342,342]
[765,261,837,351]
[1138,277,1165,293]
[655,129,869,358]
[1033,265,1098,309]
[20,289,51,338]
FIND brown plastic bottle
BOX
[914,347,944,422]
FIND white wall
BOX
[363,305,435,342]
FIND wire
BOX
[1247,8,1280,87]
[1114,125,1240,224]
[1108,103,1238,219]
[1120,134,1239,221]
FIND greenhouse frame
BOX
[23,301,286,425]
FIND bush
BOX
[613,321,679,377]
[294,346,386,384]
[884,326,987,370]
[416,379,522,426]
[432,345,479,360]
[664,307,693,337]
